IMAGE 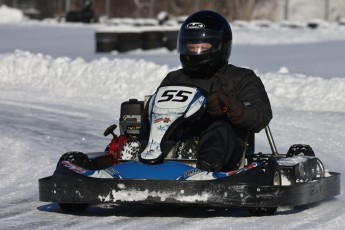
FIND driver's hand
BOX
[206,91,244,124]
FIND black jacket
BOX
[159,64,272,133]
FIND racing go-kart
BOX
[38,85,340,216]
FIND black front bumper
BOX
[39,172,340,208]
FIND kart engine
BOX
[119,99,144,138]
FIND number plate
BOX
[154,86,197,109]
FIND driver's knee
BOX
[196,119,241,172]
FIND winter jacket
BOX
[159,64,272,133]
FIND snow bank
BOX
[0,50,344,112]
[0,50,170,103]
[262,70,345,112]
[0,5,24,23]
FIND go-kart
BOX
[38,85,340,216]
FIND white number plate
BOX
[154,86,197,109]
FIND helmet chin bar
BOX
[181,54,227,79]
[139,86,207,164]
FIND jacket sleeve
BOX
[232,70,272,133]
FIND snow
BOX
[0,4,345,230]
[0,5,24,23]
[98,189,211,203]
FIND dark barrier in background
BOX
[117,32,143,52]
[95,17,345,53]
[164,30,178,51]
[95,32,118,52]
[95,29,179,53]
[142,31,164,50]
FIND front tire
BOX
[57,151,93,169]
[58,203,89,213]
[248,207,278,216]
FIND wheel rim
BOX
[315,158,325,178]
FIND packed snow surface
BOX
[1,6,345,230]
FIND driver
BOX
[186,43,212,53]
[158,10,272,172]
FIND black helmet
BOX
[178,10,232,78]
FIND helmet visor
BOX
[178,29,223,55]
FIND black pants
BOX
[196,119,244,172]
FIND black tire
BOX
[248,207,278,216]
[66,11,81,22]
[286,144,315,157]
[287,144,325,181]
[95,32,118,52]
[117,32,142,52]
[58,203,89,213]
[307,22,319,29]
[57,152,93,170]
[163,30,178,51]
[142,31,164,50]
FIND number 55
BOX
[158,90,193,103]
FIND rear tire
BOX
[287,144,315,157]
[58,203,89,213]
[287,144,325,181]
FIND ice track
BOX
[1,21,345,229]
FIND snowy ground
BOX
[1,16,345,230]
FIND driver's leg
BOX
[196,119,243,172]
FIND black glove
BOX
[206,91,244,124]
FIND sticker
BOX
[185,22,205,29]
[154,117,171,123]
[61,161,87,174]
[225,162,260,177]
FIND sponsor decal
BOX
[225,162,260,177]
[104,167,120,178]
[154,117,171,123]
[186,22,205,29]
[127,125,142,130]
[61,161,87,174]
[181,168,204,179]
